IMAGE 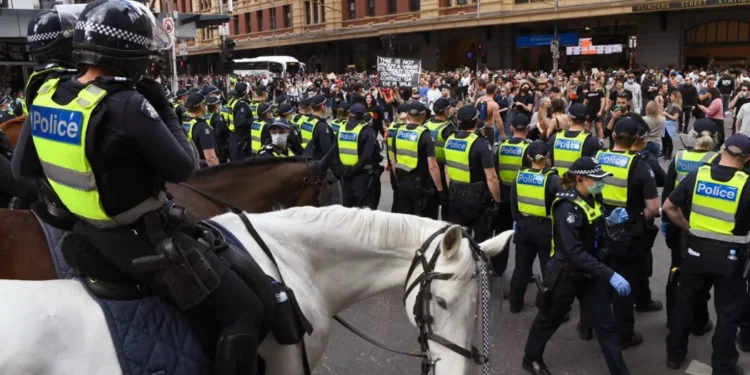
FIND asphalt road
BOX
[315,117,750,375]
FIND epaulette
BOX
[555,190,577,200]
[545,167,560,175]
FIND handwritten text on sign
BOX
[378,57,421,87]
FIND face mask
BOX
[271,133,288,147]
[627,78,634,83]
[587,180,605,195]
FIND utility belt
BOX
[686,235,750,279]
[535,259,593,313]
[517,214,552,226]
[449,181,489,202]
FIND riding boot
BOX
[214,334,259,375]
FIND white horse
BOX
[0,206,512,375]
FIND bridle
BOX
[298,159,336,207]
[403,226,494,375]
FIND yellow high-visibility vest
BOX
[596,150,636,207]
[443,133,479,183]
[394,125,428,172]
[498,139,530,186]
[516,168,554,217]
[553,131,590,175]
[337,123,365,167]
[689,165,749,244]
[424,118,450,163]
[674,150,718,187]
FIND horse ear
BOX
[479,230,514,257]
[440,225,464,260]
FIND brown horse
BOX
[0,156,340,281]
[0,115,25,148]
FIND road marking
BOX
[685,359,712,375]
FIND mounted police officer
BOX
[12,1,265,374]
[423,97,458,220]
[595,118,660,349]
[302,94,333,160]
[548,103,601,175]
[184,93,219,168]
[509,141,560,314]
[386,103,409,212]
[335,103,381,209]
[661,119,718,335]
[230,82,253,161]
[173,88,188,123]
[444,106,499,241]
[258,119,295,158]
[664,134,750,375]
[250,102,273,156]
[392,101,445,217]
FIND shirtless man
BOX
[475,82,506,142]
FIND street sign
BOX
[550,40,559,53]
[553,51,560,59]
[179,43,188,56]
[163,17,174,37]
[218,23,229,36]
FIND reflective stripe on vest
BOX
[249,101,260,118]
[337,123,365,167]
[395,125,428,172]
[674,150,718,187]
[386,123,403,163]
[183,118,199,141]
[31,78,164,228]
[689,166,749,244]
[424,119,449,163]
[443,133,478,183]
[498,139,530,186]
[300,118,317,149]
[550,195,602,257]
[596,150,636,207]
[272,148,293,157]
[250,120,268,153]
[226,98,238,132]
[553,131,590,175]
[516,169,552,217]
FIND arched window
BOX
[685,20,750,45]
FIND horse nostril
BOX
[436,297,447,309]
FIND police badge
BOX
[566,212,576,224]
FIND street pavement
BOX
[315,118,750,375]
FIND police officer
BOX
[424,97,459,220]
[276,103,304,156]
[335,103,381,209]
[173,88,188,123]
[258,120,294,158]
[330,101,350,135]
[392,101,445,216]
[663,134,750,375]
[509,141,560,314]
[12,1,264,374]
[386,103,409,212]
[443,106,499,240]
[631,121,666,188]
[207,95,229,164]
[249,102,273,155]
[548,103,602,175]
[302,94,333,160]
[184,93,219,168]
[0,98,12,124]
[661,118,718,335]
[230,82,253,161]
[522,157,631,375]
[494,113,533,276]
[596,118,660,349]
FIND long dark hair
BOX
[561,172,578,190]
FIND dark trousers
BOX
[712,118,726,148]
[524,274,630,375]
[509,219,551,308]
[667,249,747,375]
[491,201,514,276]
[609,253,639,341]
[342,170,378,209]
[633,227,658,309]
[389,169,399,213]
[395,178,430,218]
[681,106,694,132]
[228,133,241,162]
[448,194,492,242]
[665,225,710,329]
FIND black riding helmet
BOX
[72,0,171,80]
[27,5,82,63]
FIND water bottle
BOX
[728,249,738,261]
[276,290,289,303]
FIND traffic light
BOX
[222,38,236,71]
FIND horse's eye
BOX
[436,296,447,309]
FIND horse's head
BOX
[404,225,512,375]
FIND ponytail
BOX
[560,172,578,190]
[693,130,716,151]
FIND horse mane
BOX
[193,156,311,178]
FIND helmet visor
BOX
[53,4,85,36]
[128,1,173,51]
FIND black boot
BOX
[215,334,259,375]
[522,356,552,375]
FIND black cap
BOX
[189,87,201,94]
[614,118,639,137]
[256,85,267,93]
[205,96,220,105]
[269,119,290,130]
[299,98,311,109]
[278,103,294,116]
[338,101,350,112]
[636,121,649,138]
[526,140,550,159]
[433,98,450,113]
[202,86,219,96]
[408,101,427,116]
[723,134,750,156]
[692,118,718,135]
[511,114,531,129]
[235,82,249,95]
[396,103,410,114]
[310,95,326,107]
[568,157,613,180]
[175,88,189,98]
[186,93,205,108]
[569,103,587,120]
[350,103,367,116]
[457,106,479,122]
[257,102,272,115]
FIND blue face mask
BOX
[587,180,605,195]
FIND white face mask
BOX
[627,78,634,83]
[271,133,288,147]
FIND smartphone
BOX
[614,105,621,112]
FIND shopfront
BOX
[0,40,34,94]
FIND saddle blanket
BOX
[36,215,213,375]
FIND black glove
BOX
[136,77,171,112]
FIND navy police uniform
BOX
[303,94,334,160]
[230,82,253,161]
[335,103,382,209]
[184,93,215,169]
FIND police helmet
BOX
[27,5,83,63]
[72,0,172,80]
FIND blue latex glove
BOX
[606,207,629,226]
[660,222,669,237]
[513,221,517,231]
[609,273,631,296]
